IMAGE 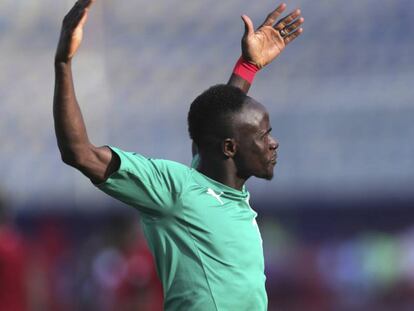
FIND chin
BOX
[264,174,274,180]
[257,171,274,180]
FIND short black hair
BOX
[188,84,248,149]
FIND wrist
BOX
[54,58,72,68]
[54,51,72,66]
[232,56,260,84]
[54,59,73,78]
[55,55,71,62]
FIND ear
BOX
[222,138,237,158]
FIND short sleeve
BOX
[95,147,190,216]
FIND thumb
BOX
[241,15,254,38]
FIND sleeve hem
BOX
[94,146,127,188]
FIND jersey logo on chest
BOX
[206,188,224,205]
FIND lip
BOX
[270,154,277,164]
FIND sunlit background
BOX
[1,0,413,310]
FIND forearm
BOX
[53,61,91,163]
[227,57,259,94]
[227,74,251,94]
[52,0,117,182]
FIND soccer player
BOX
[53,0,303,309]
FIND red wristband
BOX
[232,57,260,84]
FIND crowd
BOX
[1,202,414,311]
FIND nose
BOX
[270,136,279,150]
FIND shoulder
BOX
[108,147,192,192]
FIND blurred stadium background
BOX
[1,0,413,310]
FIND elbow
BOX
[59,146,90,169]
[60,151,80,168]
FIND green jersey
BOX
[96,147,267,310]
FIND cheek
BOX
[245,141,261,157]
[253,140,268,158]
[236,141,259,168]
[249,142,268,168]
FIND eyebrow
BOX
[265,127,272,135]
[259,127,272,137]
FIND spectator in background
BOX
[91,215,163,311]
[0,193,28,311]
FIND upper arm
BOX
[95,148,190,216]
[67,145,120,184]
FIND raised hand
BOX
[241,3,304,69]
[55,0,95,63]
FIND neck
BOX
[196,154,246,191]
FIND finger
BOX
[76,0,94,10]
[260,3,287,27]
[81,0,95,10]
[275,9,301,31]
[64,0,93,20]
[64,0,94,29]
[63,1,82,23]
[241,15,254,38]
[68,8,87,29]
[283,17,304,34]
[284,28,303,45]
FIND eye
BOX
[262,128,272,140]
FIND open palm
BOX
[55,0,94,63]
[241,4,303,69]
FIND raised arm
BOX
[192,3,303,159]
[54,0,119,184]
[228,2,304,93]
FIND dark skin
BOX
[197,98,278,190]
[234,100,278,180]
[54,0,303,187]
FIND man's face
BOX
[233,98,278,180]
